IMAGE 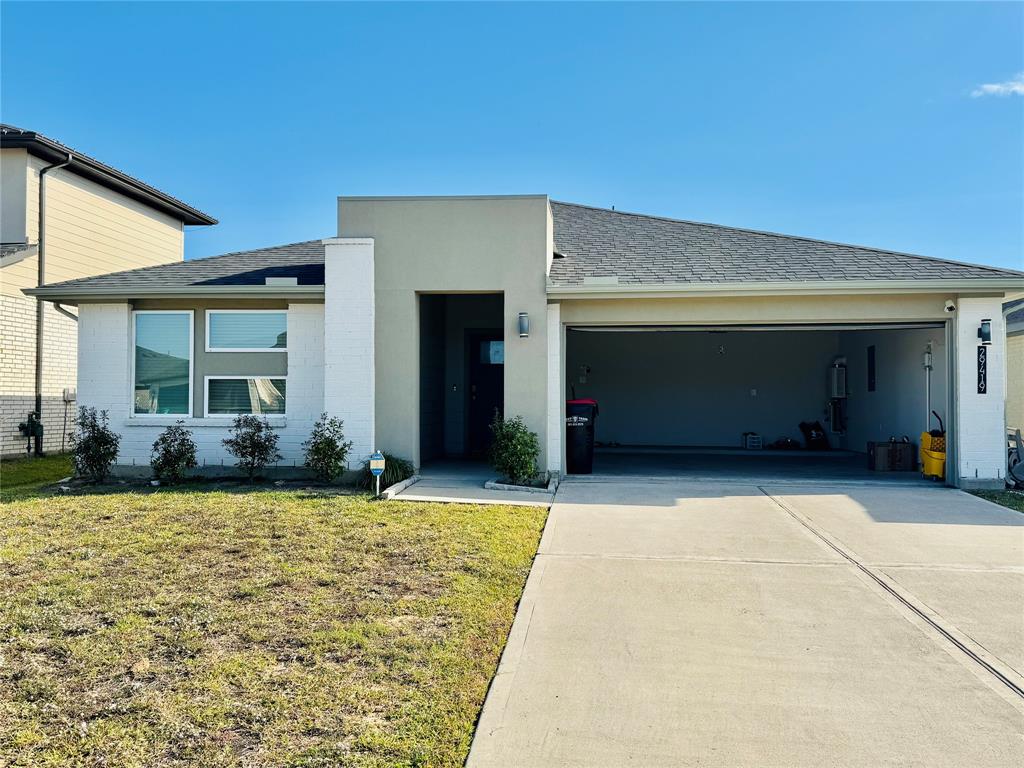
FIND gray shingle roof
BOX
[36,240,325,292]
[549,201,1024,286]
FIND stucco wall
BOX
[1008,333,1023,431]
[337,196,550,469]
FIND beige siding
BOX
[0,148,29,243]
[1,153,187,454]
[2,155,183,296]
[1008,334,1023,431]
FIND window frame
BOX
[130,309,195,419]
[205,309,289,353]
[203,375,289,418]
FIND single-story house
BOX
[26,195,1024,488]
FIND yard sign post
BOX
[370,450,386,497]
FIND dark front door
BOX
[467,331,504,457]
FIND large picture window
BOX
[133,311,192,416]
[206,377,287,416]
[206,310,287,351]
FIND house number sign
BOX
[977,346,987,394]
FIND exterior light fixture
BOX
[518,312,530,338]
[978,319,992,345]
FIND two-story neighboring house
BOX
[0,125,216,456]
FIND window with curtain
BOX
[206,378,286,416]
[134,312,192,415]
[207,311,287,350]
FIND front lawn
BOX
[1,454,74,502]
[970,489,1024,513]
[1,485,546,767]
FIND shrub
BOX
[222,415,282,481]
[359,452,415,493]
[71,407,120,482]
[303,413,353,482]
[490,413,540,485]
[150,421,198,484]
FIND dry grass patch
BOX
[0,486,546,767]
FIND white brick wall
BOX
[76,302,327,474]
[546,302,562,473]
[955,297,1006,485]
[1,294,79,456]
[323,238,375,464]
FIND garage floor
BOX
[590,448,936,485]
[468,478,1024,767]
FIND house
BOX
[24,195,1024,488]
[1007,300,1024,431]
[1,125,216,456]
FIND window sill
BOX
[125,416,287,428]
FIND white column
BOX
[77,303,131,420]
[546,302,562,474]
[323,237,376,464]
[955,297,1006,487]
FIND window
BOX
[479,340,504,365]
[206,310,287,351]
[133,311,192,416]
[206,377,286,416]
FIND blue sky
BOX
[2,2,1022,269]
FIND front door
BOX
[467,330,504,457]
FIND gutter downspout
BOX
[34,151,73,456]
[53,302,78,323]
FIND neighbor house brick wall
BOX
[1007,334,1023,432]
[323,238,375,465]
[76,302,327,474]
[1,294,78,456]
[955,297,1007,486]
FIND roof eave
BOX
[2,131,217,226]
[546,278,1024,300]
[23,285,325,304]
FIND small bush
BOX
[490,413,540,485]
[222,415,282,481]
[150,422,198,484]
[303,413,353,482]
[359,452,415,493]
[71,407,120,482]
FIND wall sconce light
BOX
[518,312,530,338]
[978,318,992,345]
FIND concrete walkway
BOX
[469,477,1024,767]
[390,461,554,506]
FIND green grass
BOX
[0,454,74,501]
[970,489,1024,513]
[1,485,547,767]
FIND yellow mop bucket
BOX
[920,411,946,481]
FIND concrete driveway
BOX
[468,478,1024,767]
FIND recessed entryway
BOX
[419,293,504,463]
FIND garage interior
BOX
[565,323,948,482]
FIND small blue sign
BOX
[369,450,386,477]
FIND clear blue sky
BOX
[3,2,1022,269]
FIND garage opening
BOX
[565,323,949,482]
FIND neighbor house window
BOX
[205,377,287,416]
[133,311,193,416]
[206,310,287,351]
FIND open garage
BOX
[564,322,950,482]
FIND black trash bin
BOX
[565,398,599,474]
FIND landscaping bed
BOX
[970,488,1024,513]
[0,459,547,767]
